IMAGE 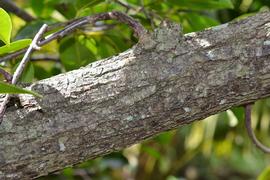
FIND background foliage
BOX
[1,0,270,179]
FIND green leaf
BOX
[15,21,45,40]
[0,39,31,55]
[141,146,161,160]
[168,0,234,10]
[33,64,54,80]
[0,8,12,45]
[62,167,74,177]
[0,82,42,97]
[30,0,45,17]
[59,37,95,71]
[258,166,270,180]
[231,107,244,122]
[91,34,123,59]
[21,62,35,82]
[12,62,35,83]
[75,0,104,10]
[54,2,77,19]
[182,13,220,32]
[154,131,174,145]
[30,0,55,18]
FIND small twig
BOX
[46,17,85,32]
[0,49,26,63]
[139,0,155,29]
[114,0,162,21]
[114,0,134,12]
[12,24,48,84]
[44,11,146,44]
[0,11,146,63]
[0,0,35,22]
[0,24,48,124]
[0,68,12,82]
[31,54,60,62]
[80,23,116,33]
[244,103,270,153]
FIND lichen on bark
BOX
[0,12,270,179]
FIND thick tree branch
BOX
[1,12,270,179]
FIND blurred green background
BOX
[1,0,270,179]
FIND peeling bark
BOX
[1,12,270,179]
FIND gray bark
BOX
[1,12,270,179]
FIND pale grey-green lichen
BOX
[183,107,191,113]
[235,64,249,77]
[126,116,134,121]
[206,50,215,60]
[1,120,13,131]
[58,137,68,152]
[263,40,270,45]
[120,85,156,106]
[219,99,227,105]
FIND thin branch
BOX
[244,104,270,153]
[0,0,35,22]
[0,24,48,124]
[139,0,155,29]
[114,0,134,12]
[12,24,48,84]
[43,11,146,44]
[0,11,146,63]
[0,68,12,82]
[31,54,60,62]
[114,0,162,21]
[0,48,26,63]
[46,17,85,32]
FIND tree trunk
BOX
[1,12,270,179]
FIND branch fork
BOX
[0,24,48,123]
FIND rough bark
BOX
[1,12,270,179]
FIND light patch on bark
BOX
[58,137,68,152]
[219,99,227,105]
[195,38,211,48]
[183,107,191,113]
[264,22,270,36]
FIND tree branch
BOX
[0,24,48,123]
[1,12,270,179]
[0,11,146,63]
[245,104,270,153]
[0,0,35,22]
